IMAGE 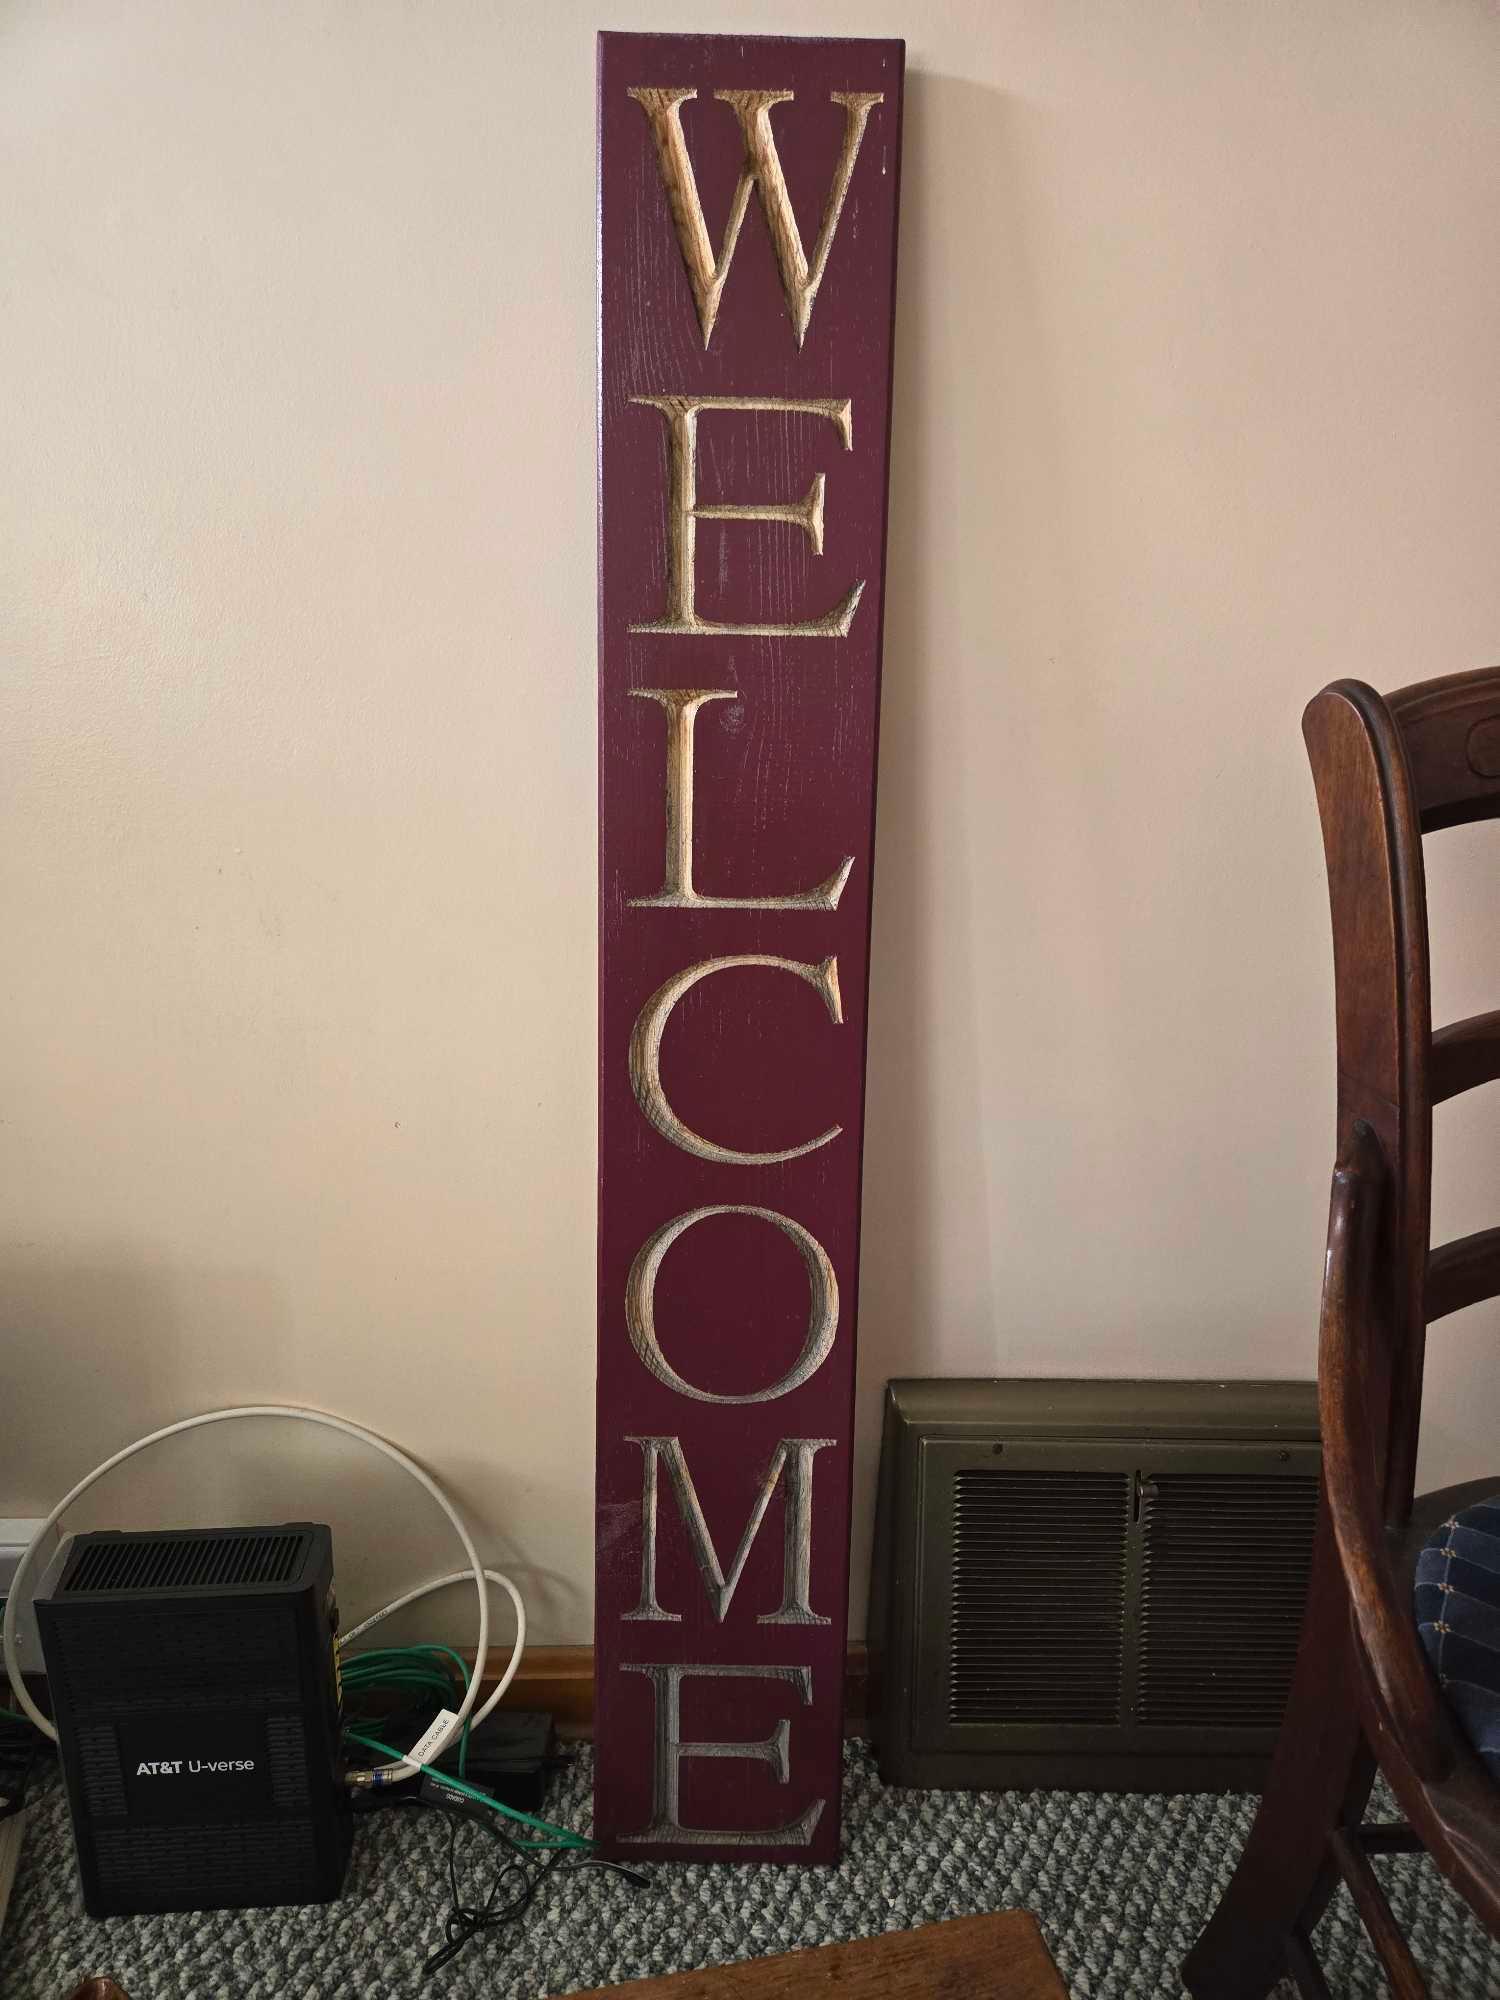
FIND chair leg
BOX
[1183,1505,1375,2000]
[1284,1930,1335,2000]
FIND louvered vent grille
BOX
[266,1713,313,1810]
[94,1820,321,1906]
[47,1605,301,1711]
[874,1382,1321,1790]
[74,1723,128,1819]
[64,1530,309,1596]
[1139,1472,1318,1727]
[949,1469,1131,1726]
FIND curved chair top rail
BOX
[1389,665,1500,832]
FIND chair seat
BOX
[1415,1490,1500,1780]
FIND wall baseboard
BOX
[476,1644,869,1740]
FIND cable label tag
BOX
[402,1707,460,1772]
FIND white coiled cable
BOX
[0,1405,524,1784]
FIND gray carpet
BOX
[3,1745,1499,1998]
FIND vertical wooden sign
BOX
[596,30,904,1862]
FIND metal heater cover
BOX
[868,1379,1321,1793]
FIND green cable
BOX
[342,1643,469,1691]
[339,1643,474,1776]
[343,1669,455,1700]
[343,1728,592,1850]
[344,1669,450,1689]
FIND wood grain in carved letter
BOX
[624,1435,835,1625]
[629,955,844,1164]
[628,89,883,347]
[629,396,863,637]
[629,690,854,910]
[625,1204,839,1404]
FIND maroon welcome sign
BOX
[596,29,904,1862]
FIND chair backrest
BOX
[1303,664,1500,1781]
[1305,668,1500,1503]
[1389,670,1500,833]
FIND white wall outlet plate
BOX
[0,1521,47,1598]
[0,1520,59,1675]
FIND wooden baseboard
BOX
[477,1644,869,1740]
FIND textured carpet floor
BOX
[4,1744,1499,1998]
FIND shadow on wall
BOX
[853,69,1500,1622]
[426,1451,589,1648]
[0,1248,284,1514]
[852,72,1080,1632]
[0,1248,571,1646]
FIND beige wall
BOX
[4,0,1500,1648]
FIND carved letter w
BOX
[628,89,882,348]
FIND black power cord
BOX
[375,1792,649,1977]
[422,1803,563,1974]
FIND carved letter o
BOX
[626,1205,838,1404]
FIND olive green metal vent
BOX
[949,1470,1130,1726]
[869,1379,1322,1792]
[1138,1471,1319,1728]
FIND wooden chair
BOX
[1184,667,1500,1999]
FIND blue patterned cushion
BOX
[1415,1496,1500,1778]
